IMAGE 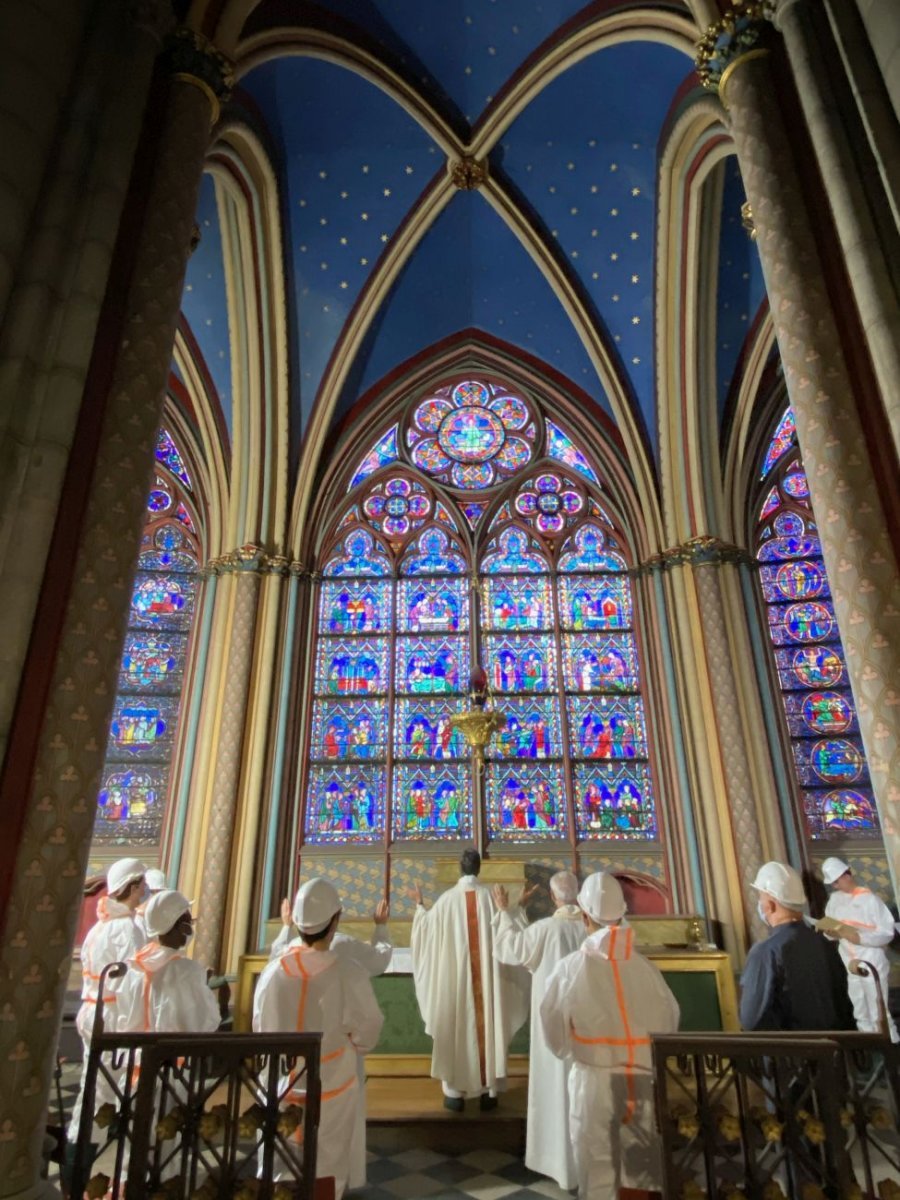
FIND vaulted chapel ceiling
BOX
[178,0,769,484]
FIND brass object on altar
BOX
[450,706,505,763]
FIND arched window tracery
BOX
[94,428,201,850]
[304,377,657,849]
[755,408,878,841]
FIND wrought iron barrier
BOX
[69,964,322,1199]
[652,1030,900,1199]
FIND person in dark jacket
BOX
[740,861,855,1032]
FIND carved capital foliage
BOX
[163,28,234,121]
[636,536,755,575]
[204,547,309,577]
[449,157,488,190]
[696,1,775,94]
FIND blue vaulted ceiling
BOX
[176,2,771,481]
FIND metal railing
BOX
[652,1030,900,1199]
[69,964,322,1199]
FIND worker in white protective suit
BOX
[270,891,391,1189]
[253,878,384,1198]
[493,871,585,1191]
[69,857,148,1146]
[409,847,530,1111]
[117,890,222,1036]
[818,856,899,1040]
[540,872,679,1199]
[134,867,168,941]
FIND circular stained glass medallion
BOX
[774,511,804,537]
[801,691,852,735]
[792,646,843,687]
[148,489,171,513]
[783,471,809,500]
[785,601,833,642]
[385,496,408,517]
[775,560,823,600]
[811,738,863,785]
[822,789,875,831]
[438,407,505,463]
[451,461,494,489]
[537,493,561,515]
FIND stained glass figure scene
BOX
[306,381,657,846]
[756,407,877,839]
[96,430,199,847]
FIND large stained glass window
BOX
[303,377,657,848]
[755,408,878,840]
[94,431,201,848]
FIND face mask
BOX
[757,900,769,927]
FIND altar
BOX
[235,913,738,1075]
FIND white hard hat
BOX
[145,868,167,892]
[822,857,851,887]
[578,872,626,924]
[144,890,192,938]
[292,878,341,934]
[750,861,806,909]
[106,857,147,896]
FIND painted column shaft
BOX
[778,0,900,458]
[0,42,226,1193]
[720,42,900,901]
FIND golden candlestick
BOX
[451,665,505,764]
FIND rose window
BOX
[514,473,583,534]
[363,477,431,537]
[407,379,535,490]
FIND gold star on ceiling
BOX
[320,262,328,270]
[631,274,639,283]
[631,316,640,325]
[591,229,598,238]
[612,294,620,302]
[362,165,370,173]
[360,257,368,265]
[610,252,618,261]
[340,191,348,199]
[340,281,348,289]
[591,271,599,279]
[319,170,327,179]
[610,163,618,171]
[405,166,414,174]
[610,208,618,216]
[383,188,392,197]
[380,233,388,242]
[632,356,640,364]
[631,187,641,197]
[339,237,348,245]
[361,213,369,221]
[590,185,598,194]
[630,232,639,241]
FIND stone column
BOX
[0,31,232,1197]
[776,0,900,459]
[697,4,900,900]
[189,547,263,972]
[643,538,781,959]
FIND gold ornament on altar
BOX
[450,666,505,763]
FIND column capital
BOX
[636,535,755,575]
[696,2,776,99]
[162,28,234,124]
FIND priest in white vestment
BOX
[270,894,392,1187]
[493,870,585,1190]
[410,848,530,1110]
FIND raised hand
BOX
[280,897,292,927]
[519,881,541,906]
[374,898,390,925]
[406,883,424,906]
[492,884,509,911]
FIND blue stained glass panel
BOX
[118,633,185,693]
[107,697,177,759]
[394,698,467,759]
[305,767,385,843]
[767,600,836,645]
[319,580,392,636]
[760,407,795,478]
[401,527,466,575]
[311,700,386,761]
[774,644,845,691]
[486,762,566,840]
[782,689,856,737]
[324,529,391,577]
[759,560,827,603]
[315,638,388,696]
[758,535,821,563]
[396,637,468,694]
[398,578,469,633]
[563,634,640,693]
[482,576,553,632]
[567,696,647,760]
[481,527,548,574]
[804,787,879,839]
[392,763,472,840]
[131,572,196,631]
[574,763,656,840]
[546,419,599,483]
[558,525,625,572]
[97,765,169,845]
[484,634,556,693]
[137,550,197,573]
[487,697,561,760]
[350,426,399,488]
[559,576,632,631]
[791,737,868,788]
[156,428,192,490]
